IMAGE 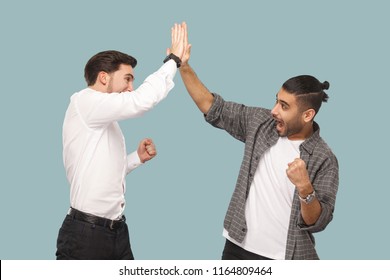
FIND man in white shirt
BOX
[56,23,187,260]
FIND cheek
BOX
[279,111,288,121]
[282,113,295,126]
[114,81,127,92]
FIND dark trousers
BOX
[222,239,273,260]
[56,214,134,260]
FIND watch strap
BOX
[298,190,316,204]
[163,53,181,68]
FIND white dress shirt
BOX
[63,60,177,220]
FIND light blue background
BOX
[1,0,389,260]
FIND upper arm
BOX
[204,94,272,143]
[205,95,254,142]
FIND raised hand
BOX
[181,22,192,65]
[166,22,187,60]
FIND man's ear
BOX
[303,108,316,123]
[98,71,110,85]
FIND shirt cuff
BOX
[126,151,143,174]
[204,93,223,122]
[161,59,178,81]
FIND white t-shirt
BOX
[224,136,303,259]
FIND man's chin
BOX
[276,128,286,137]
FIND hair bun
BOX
[322,81,330,90]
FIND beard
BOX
[275,118,304,138]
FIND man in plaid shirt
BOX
[179,24,338,260]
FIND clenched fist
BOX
[286,158,313,196]
[137,138,157,163]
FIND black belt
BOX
[68,208,125,230]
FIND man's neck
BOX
[89,84,107,93]
[288,123,314,141]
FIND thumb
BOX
[144,138,153,145]
[166,48,171,55]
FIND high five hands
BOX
[167,22,191,65]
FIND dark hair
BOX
[84,50,137,86]
[282,75,329,114]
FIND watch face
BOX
[306,193,316,203]
[306,195,314,203]
[299,191,316,204]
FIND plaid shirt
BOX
[205,94,339,259]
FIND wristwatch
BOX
[298,190,316,204]
[163,53,181,68]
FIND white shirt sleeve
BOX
[78,60,177,128]
[126,150,143,174]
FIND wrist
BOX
[298,189,316,204]
[163,53,181,68]
[136,150,145,163]
[179,61,190,70]
[297,181,313,196]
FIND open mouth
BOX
[275,119,284,132]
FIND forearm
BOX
[179,63,214,114]
[85,60,177,126]
[297,165,338,232]
[297,182,322,225]
[132,59,177,108]
[300,198,322,225]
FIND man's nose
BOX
[127,83,134,92]
[271,103,279,117]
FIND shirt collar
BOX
[300,122,321,155]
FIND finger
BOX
[146,146,157,156]
[144,139,155,149]
[174,23,180,43]
[171,24,177,43]
[183,22,188,46]
[179,22,184,40]
[140,138,150,147]
[174,25,182,45]
[145,142,155,150]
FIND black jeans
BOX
[222,239,273,260]
[56,214,134,260]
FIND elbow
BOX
[199,94,214,114]
[299,207,334,233]
[199,102,212,114]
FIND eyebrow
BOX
[275,94,290,107]
[125,73,134,80]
